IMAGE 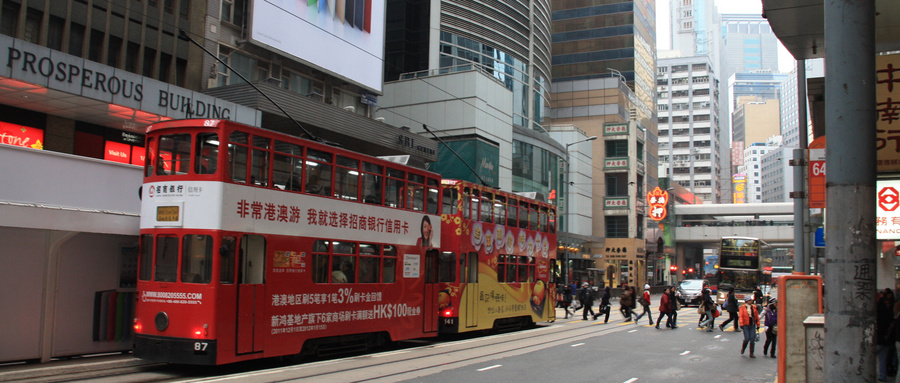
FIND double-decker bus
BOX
[715,236,772,304]
[133,119,444,365]
[436,180,558,333]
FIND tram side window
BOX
[335,156,360,201]
[550,259,561,284]
[306,149,333,195]
[332,241,356,283]
[480,192,492,223]
[385,168,405,208]
[427,183,440,215]
[548,209,556,234]
[497,255,506,282]
[274,141,304,191]
[507,201,518,228]
[182,234,212,283]
[407,173,425,211]
[220,236,236,284]
[461,188,470,219]
[539,207,549,233]
[157,134,191,176]
[250,136,270,187]
[362,162,383,205]
[154,235,179,282]
[195,133,219,174]
[469,190,480,221]
[493,196,506,225]
[442,188,459,215]
[139,234,153,281]
[383,245,397,283]
[518,201,529,229]
[311,240,330,283]
[228,131,249,184]
[358,243,380,283]
[144,138,156,177]
[529,204,539,231]
[439,251,456,282]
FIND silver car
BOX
[677,279,710,307]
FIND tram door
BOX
[236,235,266,354]
[464,252,478,327]
[423,249,440,333]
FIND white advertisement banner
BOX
[878,179,900,240]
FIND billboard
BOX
[250,0,386,93]
[733,173,747,204]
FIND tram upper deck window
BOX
[335,156,360,201]
[182,235,212,283]
[306,149,333,196]
[469,190,480,220]
[529,203,539,230]
[407,173,425,211]
[506,200,518,227]
[228,131,249,184]
[427,179,439,215]
[539,207,549,232]
[156,134,191,176]
[362,162,383,205]
[493,196,506,225]
[195,133,219,174]
[442,187,458,215]
[273,141,304,191]
[481,192,493,223]
[385,168,405,208]
[548,208,556,233]
[518,201,529,229]
[251,136,270,187]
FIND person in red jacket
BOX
[739,295,761,358]
[635,284,653,325]
[655,287,671,329]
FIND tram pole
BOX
[823,0,876,380]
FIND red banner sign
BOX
[0,121,43,149]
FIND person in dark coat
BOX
[594,286,612,323]
[655,287,671,329]
[578,282,596,320]
[668,286,679,329]
[719,287,740,332]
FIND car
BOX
[676,279,710,307]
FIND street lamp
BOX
[561,135,597,284]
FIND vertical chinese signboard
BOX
[877,54,900,172]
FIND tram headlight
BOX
[133,318,142,333]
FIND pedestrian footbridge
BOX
[672,202,795,246]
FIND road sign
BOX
[809,137,826,208]
[814,227,825,248]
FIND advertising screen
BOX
[250,0,385,93]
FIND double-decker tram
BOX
[715,236,772,303]
[134,119,443,365]
[436,180,558,333]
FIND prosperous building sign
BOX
[647,187,669,221]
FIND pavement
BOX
[0,352,154,381]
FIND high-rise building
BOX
[780,59,825,148]
[739,136,782,203]
[657,56,721,204]
[550,0,658,289]
[761,143,793,203]
[669,0,721,68]
[732,95,781,145]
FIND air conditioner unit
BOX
[344,106,356,112]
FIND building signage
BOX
[877,179,900,240]
[0,121,43,149]
[808,136,826,208]
[877,54,900,172]
[647,187,669,221]
[733,173,747,204]
[604,123,628,136]
[104,141,132,164]
[604,158,628,169]
[0,35,260,130]
[605,197,629,209]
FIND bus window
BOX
[239,234,265,284]
[154,235,179,282]
[139,234,153,281]
[157,134,191,176]
[182,234,212,283]
[439,252,456,282]
[195,133,219,174]
[383,245,397,283]
[442,188,459,215]
[518,201,529,229]
[220,236,236,284]
[228,131,249,184]
[335,156,360,201]
[493,196,506,225]
[480,192,492,223]
[506,200,518,227]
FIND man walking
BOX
[578,282,596,320]
[719,287,740,332]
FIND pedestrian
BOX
[560,284,573,319]
[739,295,760,358]
[878,288,896,381]
[595,286,612,322]
[762,300,777,358]
[655,287,671,329]
[620,285,634,321]
[578,282,596,320]
[669,285,680,329]
[634,284,653,325]
[699,287,716,331]
[719,287,740,332]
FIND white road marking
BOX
[571,343,585,347]
[477,364,502,372]
[372,350,410,357]
[624,378,639,383]
[680,350,691,355]
[628,329,638,333]
[715,335,722,339]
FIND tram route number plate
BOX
[157,206,180,222]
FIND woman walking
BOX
[699,287,716,331]
[762,300,777,358]
[719,287,740,332]
[634,284,653,325]
[739,295,760,358]
[655,287,670,329]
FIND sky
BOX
[656,0,795,73]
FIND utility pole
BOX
[823,0,876,380]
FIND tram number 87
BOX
[194,342,209,352]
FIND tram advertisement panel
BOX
[141,181,440,246]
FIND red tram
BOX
[134,119,443,365]
[436,180,559,333]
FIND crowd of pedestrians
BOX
[556,282,777,360]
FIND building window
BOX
[222,0,246,26]
[606,216,628,238]
[69,22,85,57]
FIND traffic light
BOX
[688,267,694,274]
[669,265,678,275]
